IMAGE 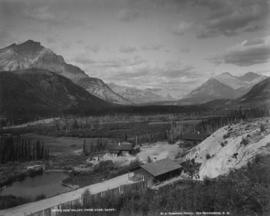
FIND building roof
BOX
[110,142,133,151]
[140,158,182,177]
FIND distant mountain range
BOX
[204,77,270,110]
[178,72,267,105]
[0,68,111,120]
[0,40,269,121]
[0,40,129,104]
[108,83,174,104]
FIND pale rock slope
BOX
[185,118,270,179]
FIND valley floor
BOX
[1,115,270,215]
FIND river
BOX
[0,172,72,199]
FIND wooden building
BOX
[135,158,182,187]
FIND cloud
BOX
[104,62,198,83]
[0,1,56,23]
[195,0,269,38]
[77,40,83,44]
[0,30,15,46]
[0,0,81,31]
[102,63,201,98]
[75,55,202,98]
[161,66,195,78]
[61,42,71,49]
[46,37,57,44]
[119,46,137,53]
[139,0,268,38]
[241,38,265,46]
[180,47,190,53]
[141,44,163,51]
[72,56,96,65]
[73,55,145,68]
[210,36,270,66]
[85,45,100,53]
[109,69,147,80]
[24,5,56,22]
[172,22,192,36]
[117,8,140,22]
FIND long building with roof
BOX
[135,158,182,187]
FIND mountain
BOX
[0,40,130,104]
[214,72,246,89]
[239,77,270,105]
[179,72,267,105]
[0,68,110,120]
[202,77,270,110]
[178,78,237,105]
[215,72,266,91]
[78,78,131,104]
[238,72,264,82]
[108,83,173,104]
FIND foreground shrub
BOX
[240,137,249,146]
[0,195,30,210]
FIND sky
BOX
[0,0,270,98]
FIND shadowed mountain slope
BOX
[0,40,130,104]
[0,68,111,120]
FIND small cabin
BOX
[135,158,182,187]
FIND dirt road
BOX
[0,173,134,216]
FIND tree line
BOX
[82,138,108,156]
[166,107,270,144]
[0,135,49,163]
[196,107,270,134]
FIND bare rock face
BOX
[184,118,270,180]
[0,40,130,104]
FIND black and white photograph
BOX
[0,0,270,215]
